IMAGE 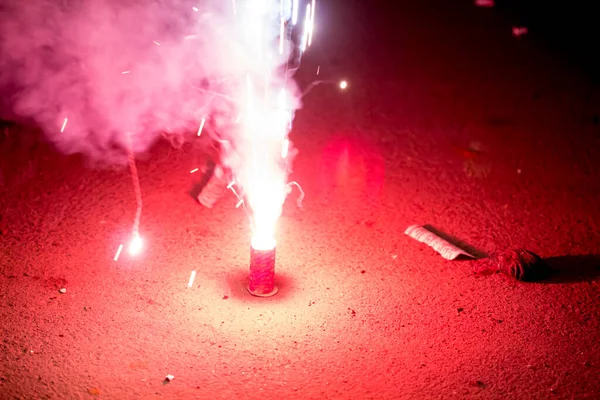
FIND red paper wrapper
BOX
[248,246,278,297]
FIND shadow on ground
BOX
[543,254,600,284]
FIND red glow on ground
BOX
[320,135,386,203]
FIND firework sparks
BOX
[232,1,316,253]
[187,270,197,288]
[308,0,316,47]
[197,117,206,136]
[126,133,144,258]
[185,0,318,294]
[60,118,68,132]
[292,0,299,25]
[301,4,311,51]
[239,78,289,251]
[281,138,290,159]
[113,244,124,261]
[279,17,285,55]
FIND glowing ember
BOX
[339,80,348,89]
[128,233,143,256]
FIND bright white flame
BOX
[128,234,143,256]
[238,76,290,251]
[251,236,276,251]
[279,17,285,55]
[308,0,316,47]
[232,0,310,252]
[301,4,311,51]
[339,80,348,89]
[281,138,289,159]
[292,0,299,25]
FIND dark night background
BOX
[498,0,600,79]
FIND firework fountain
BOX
[0,0,321,295]
[226,0,315,296]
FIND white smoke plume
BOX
[0,0,302,164]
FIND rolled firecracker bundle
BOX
[405,225,548,281]
[478,247,548,282]
[248,246,278,297]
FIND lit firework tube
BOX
[248,240,278,297]
[234,0,313,297]
[241,80,289,297]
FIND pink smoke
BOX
[0,0,300,164]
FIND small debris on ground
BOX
[222,295,229,300]
[164,374,175,383]
[58,288,66,294]
[512,27,528,37]
[475,0,494,7]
